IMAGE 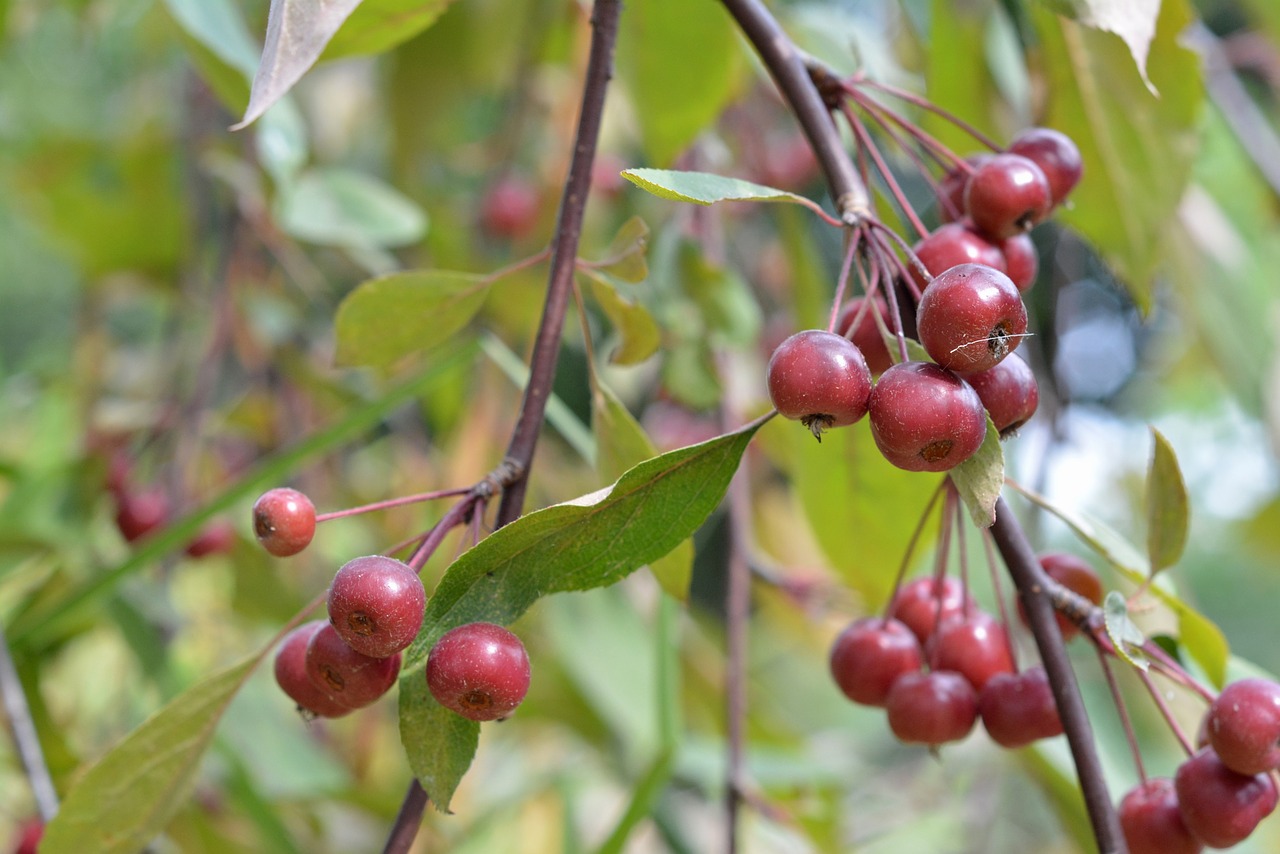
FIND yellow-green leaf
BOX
[1147,426,1189,574]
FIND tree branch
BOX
[495,0,622,526]
[991,497,1126,853]
[719,0,869,222]
[718,1,1124,850]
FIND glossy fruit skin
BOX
[305,623,401,709]
[885,670,979,746]
[1175,747,1279,848]
[1205,678,1280,776]
[836,295,894,375]
[1008,127,1083,206]
[274,621,352,719]
[185,518,237,558]
[917,263,1027,373]
[829,617,924,707]
[328,555,426,659]
[766,330,873,438]
[963,354,1039,436]
[252,487,316,557]
[909,222,1006,290]
[998,233,1039,292]
[480,174,540,240]
[1119,778,1204,854]
[427,622,532,721]
[868,362,987,472]
[965,153,1052,239]
[1017,552,1104,641]
[115,487,170,542]
[889,576,973,645]
[978,666,1063,748]
[928,611,1015,692]
[937,154,993,222]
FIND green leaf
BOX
[39,650,266,853]
[590,382,693,599]
[593,216,651,284]
[321,0,456,61]
[948,416,1004,528]
[1034,0,1203,310]
[163,0,260,112]
[397,675,479,813]
[335,270,489,368]
[1049,0,1162,91]
[402,420,762,674]
[582,273,662,366]
[1012,486,1229,687]
[1146,426,1189,574]
[276,168,427,250]
[234,0,363,129]
[622,169,815,208]
[616,0,742,166]
[1103,590,1149,671]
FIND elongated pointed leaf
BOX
[949,416,1004,528]
[397,676,479,813]
[622,169,813,208]
[234,0,363,129]
[1034,0,1202,310]
[1050,0,1163,91]
[1146,427,1189,574]
[40,650,267,853]
[593,216,650,284]
[403,421,762,675]
[335,271,490,368]
[591,382,693,599]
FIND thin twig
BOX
[0,625,60,822]
[495,0,622,526]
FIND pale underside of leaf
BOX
[233,0,364,130]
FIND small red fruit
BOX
[908,222,1006,290]
[305,623,401,709]
[963,354,1039,436]
[1017,552,1104,641]
[327,555,426,659]
[427,622,532,721]
[252,487,316,557]
[114,487,170,543]
[185,518,237,558]
[978,666,1063,748]
[965,153,1052,239]
[917,263,1027,373]
[868,361,987,472]
[997,233,1038,292]
[480,174,540,240]
[767,330,873,439]
[836,295,894,375]
[885,670,979,746]
[928,610,1016,692]
[1008,127,1083,207]
[1174,746,1279,848]
[274,621,353,719]
[1204,678,1280,776]
[888,576,973,645]
[1119,778,1203,854]
[829,617,924,707]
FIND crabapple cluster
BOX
[103,448,235,558]
[1118,678,1280,852]
[255,488,532,722]
[768,127,1081,464]
[829,570,1070,751]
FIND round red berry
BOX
[978,666,1063,748]
[1008,127,1083,206]
[1205,678,1280,776]
[909,222,1006,290]
[963,354,1039,436]
[965,153,1052,239]
[274,621,353,719]
[836,295,894,375]
[885,670,979,746]
[829,617,924,707]
[1119,778,1203,854]
[927,610,1015,692]
[767,330,873,439]
[917,263,1027,373]
[1175,747,1279,848]
[427,622,532,721]
[327,555,426,659]
[252,487,316,557]
[889,576,974,645]
[868,361,987,472]
[304,623,401,709]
